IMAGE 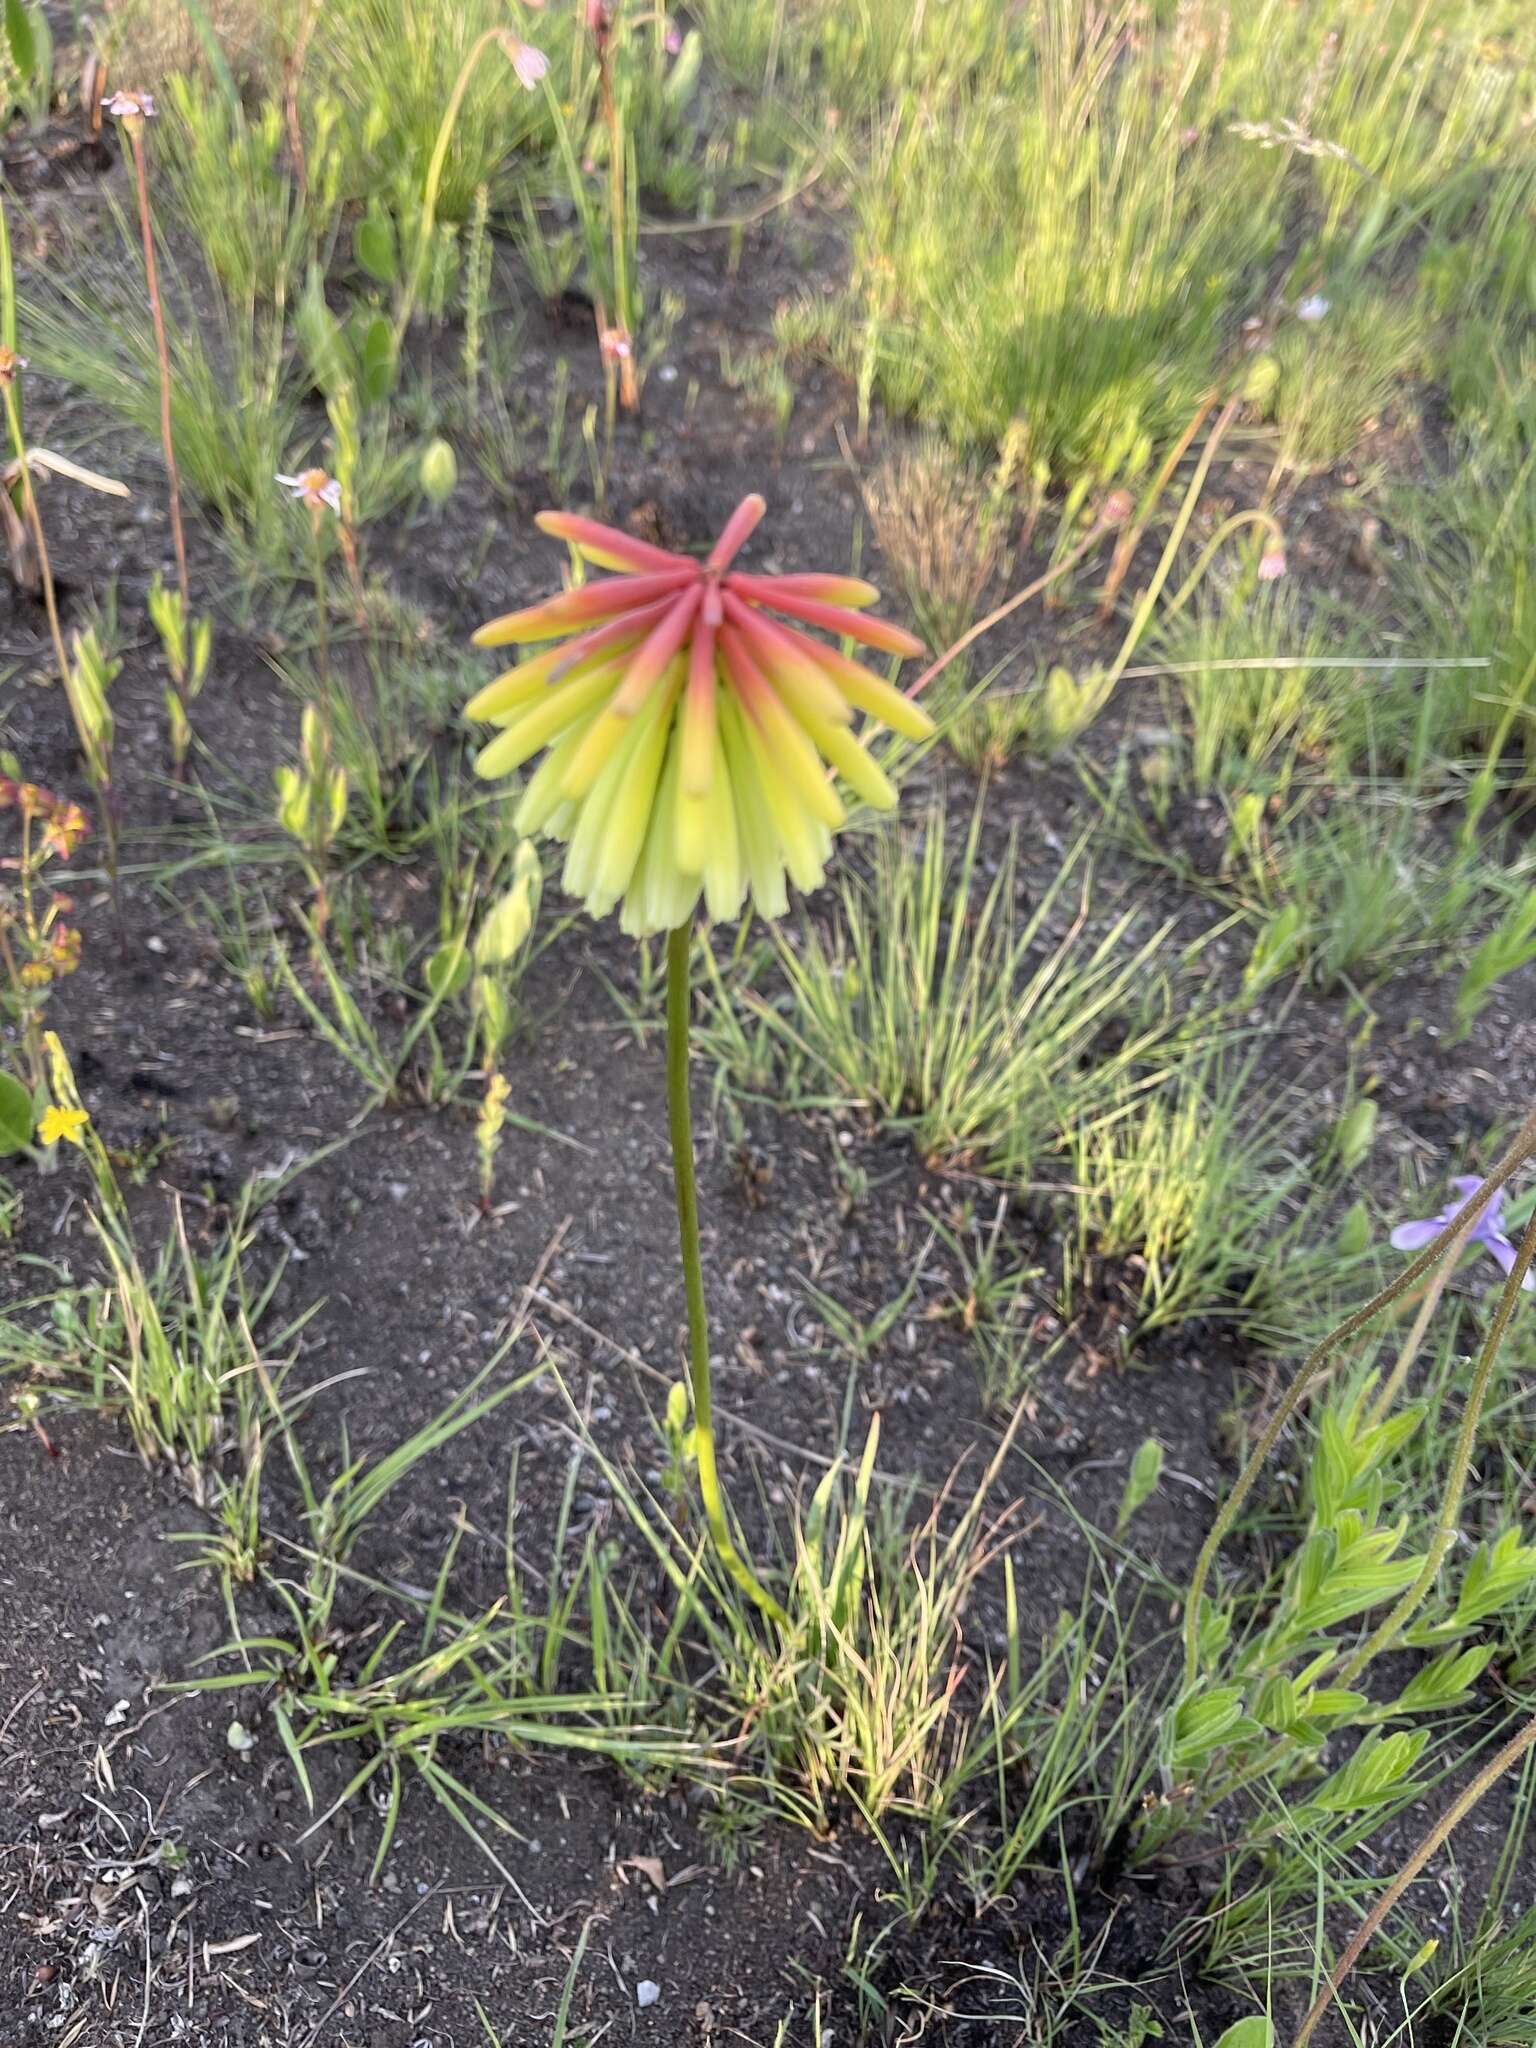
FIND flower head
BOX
[1257,546,1288,581]
[102,89,156,123]
[507,39,549,89]
[1296,294,1331,323]
[0,347,27,385]
[1390,1176,1535,1293]
[276,469,342,517]
[469,496,932,935]
[37,1103,88,1148]
[40,800,89,860]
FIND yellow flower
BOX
[38,1103,88,1148]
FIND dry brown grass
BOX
[865,434,1005,656]
[103,0,280,93]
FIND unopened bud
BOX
[419,438,458,505]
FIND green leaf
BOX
[0,1069,33,1155]
[425,941,472,1002]
[357,313,397,406]
[1117,1436,1164,1532]
[354,203,398,285]
[1395,1645,1493,1714]
[3,0,35,82]
[1213,2022,1274,2048]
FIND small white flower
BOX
[102,89,156,121]
[1296,294,1330,323]
[276,469,342,515]
[509,40,550,90]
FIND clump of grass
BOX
[865,435,1003,659]
[1150,561,1385,789]
[837,2,1287,480]
[701,799,1200,1180]
[1267,290,1425,473]
[1062,1057,1314,1338]
[1266,807,1480,995]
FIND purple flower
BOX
[1390,1176,1535,1292]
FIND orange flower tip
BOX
[534,508,692,573]
[707,493,768,570]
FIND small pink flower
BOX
[102,89,156,121]
[276,469,342,516]
[1098,488,1135,529]
[508,40,549,90]
[599,326,633,364]
[665,20,683,54]
[1258,546,1287,581]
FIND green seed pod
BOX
[420,437,458,504]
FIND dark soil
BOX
[1,120,1533,2048]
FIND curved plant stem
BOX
[1182,1108,1536,1689]
[665,924,787,1629]
[1292,1711,1536,2048]
[1156,509,1287,626]
[393,27,526,353]
[1331,1200,1536,1692]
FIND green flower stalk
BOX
[470,497,932,1622]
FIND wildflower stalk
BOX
[1097,392,1215,622]
[1291,1710,1536,2048]
[665,923,788,1629]
[1182,1105,1536,1689]
[309,511,331,697]
[1154,509,1288,626]
[0,375,72,703]
[124,122,191,637]
[391,26,544,353]
[1330,1200,1536,1692]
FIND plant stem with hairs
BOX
[1366,1202,1481,1426]
[1292,1711,1536,2048]
[665,924,787,1629]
